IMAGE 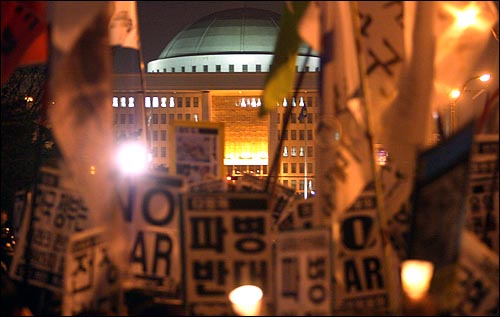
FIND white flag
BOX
[48,1,116,225]
[109,1,140,49]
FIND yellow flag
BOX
[260,1,310,117]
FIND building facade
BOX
[112,7,320,197]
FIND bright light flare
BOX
[401,260,434,301]
[116,141,150,175]
[479,73,491,82]
[443,2,495,33]
[449,88,461,100]
[229,285,263,316]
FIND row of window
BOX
[282,162,313,174]
[113,96,200,108]
[282,179,314,191]
[280,130,314,141]
[277,112,314,124]
[115,113,199,125]
[152,64,320,73]
[282,146,313,158]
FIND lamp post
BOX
[448,73,491,134]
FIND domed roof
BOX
[158,7,316,59]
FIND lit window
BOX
[120,97,126,107]
[169,97,175,107]
[161,97,167,107]
[128,97,134,107]
[291,147,297,157]
[112,97,118,107]
[194,114,199,122]
[145,97,151,108]
[299,147,304,156]
[152,97,159,108]
[283,146,288,157]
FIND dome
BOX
[148,7,319,73]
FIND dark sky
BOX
[136,1,285,64]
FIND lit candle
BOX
[228,285,263,316]
[401,259,434,301]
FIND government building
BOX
[112,7,320,197]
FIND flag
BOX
[109,1,140,49]
[1,1,48,86]
[260,1,310,116]
[47,1,116,226]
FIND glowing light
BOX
[479,73,491,82]
[449,88,461,100]
[443,2,495,33]
[401,260,434,301]
[89,165,96,175]
[229,285,263,316]
[116,141,150,175]
[455,6,479,29]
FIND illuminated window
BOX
[194,114,199,122]
[145,97,151,108]
[152,97,159,108]
[291,147,297,157]
[120,97,126,107]
[299,147,304,156]
[283,146,288,157]
[128,97,134,107]
[169,97,175,107]
[112,97,118,107]
[161,97,167,107]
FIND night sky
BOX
[136,1,285,64]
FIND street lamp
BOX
[448,73,491,133]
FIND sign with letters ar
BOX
[63,227,124,315]
[116,170,185,300]
[183,192,272,316]
[275,228,332,316]
[9,165,91,292]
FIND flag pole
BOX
[349,2,400,315]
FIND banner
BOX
[183,193,272,315]
[275,228,332,315]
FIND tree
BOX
[1,64,59,212]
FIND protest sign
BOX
[116,170,185,300]
[63,227,124,315]
[169,121,224,184]
[9,166,91,292]
[183,192,272,315]
[275,228,332,315]
[465,133,499,253]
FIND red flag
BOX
[1,1,48,85]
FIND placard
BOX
[63,227,124,315]
[183,192,272,315]
[169,121,224,184]
[275,228,332,315]
[9,166,91,292]
[116,170,185,300]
